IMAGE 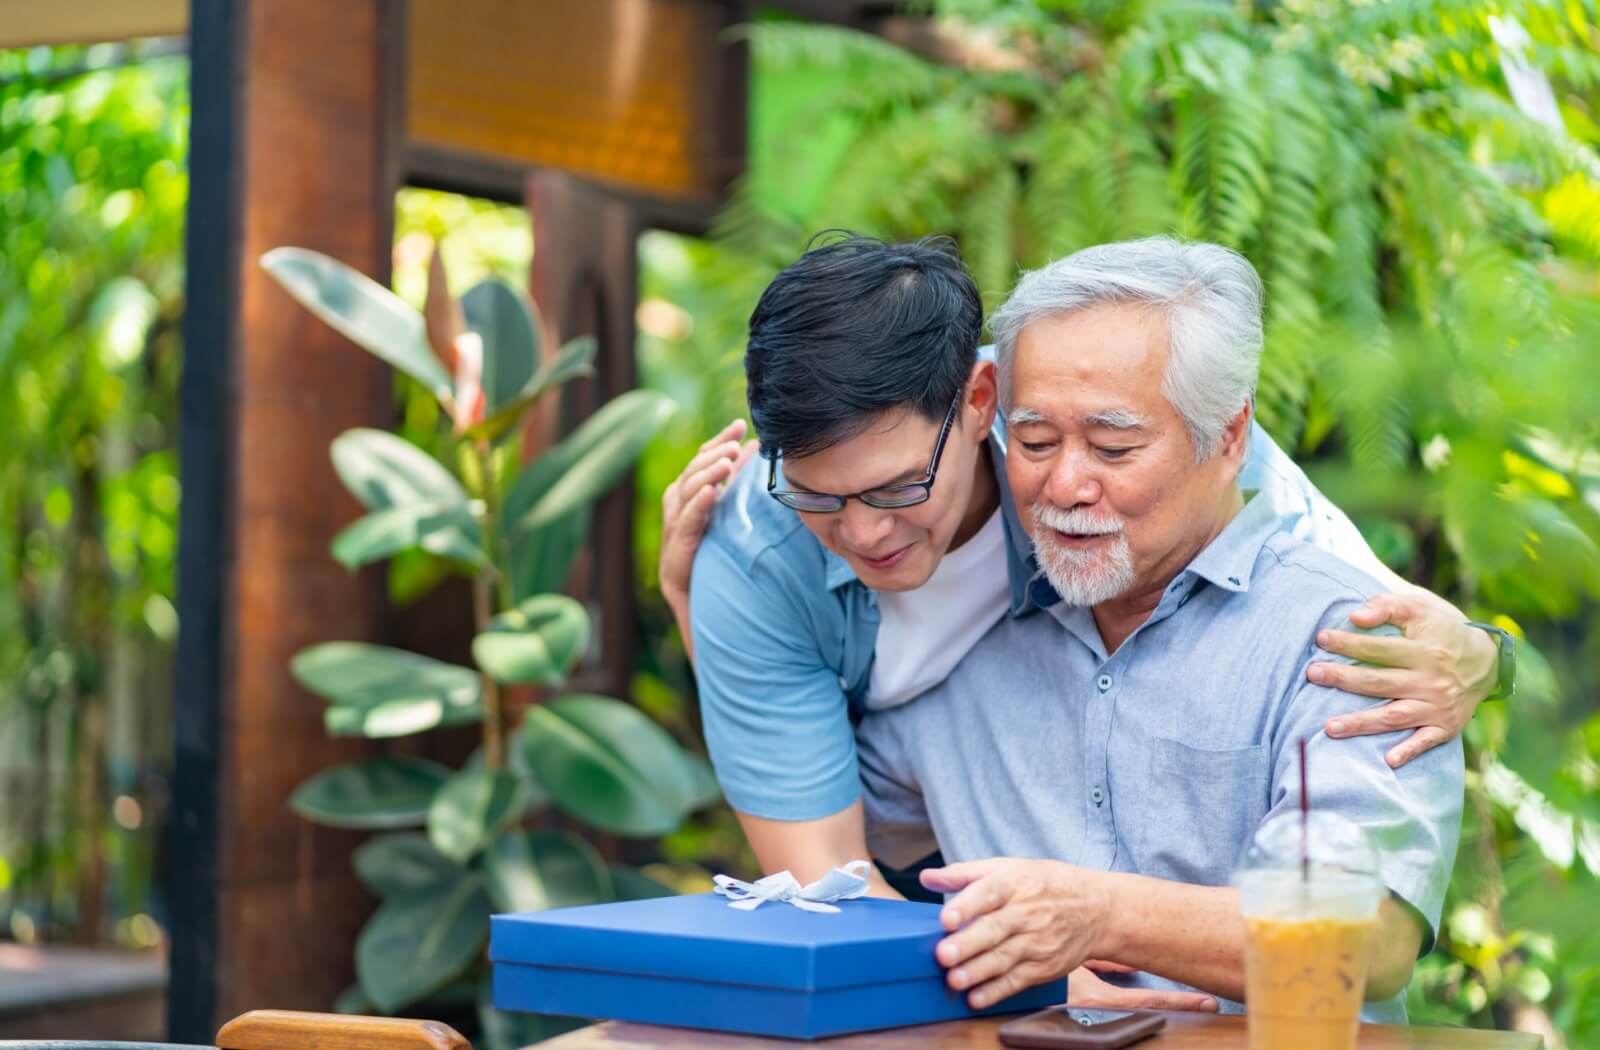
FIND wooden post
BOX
[527,170,641,702]
[171,0,401,1037]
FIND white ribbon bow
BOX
[712,860,873,913]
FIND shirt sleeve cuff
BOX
[720,775,862,823]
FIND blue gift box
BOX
[490,893,1067,1039]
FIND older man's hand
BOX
[922,858,1115,1010]
[1306,588,1499,768]
[658,420,758,661]
[1069,964,1219,1013]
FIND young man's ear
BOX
[966,359,999,436]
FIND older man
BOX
[857,237,1463,1021]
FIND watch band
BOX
[1464,621,1517,702]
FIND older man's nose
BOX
[1044,455,1101,509]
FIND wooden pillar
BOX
[527,171,641,702]
[171,0,400,1038]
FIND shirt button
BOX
[1091,787,1105,805]
[1097,674,1112,693]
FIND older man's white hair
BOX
[990,236,1264,462]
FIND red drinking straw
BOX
[1299,737,1310,882]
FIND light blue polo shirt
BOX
[690,412,1389,822]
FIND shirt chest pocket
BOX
[1130,736,1271,886]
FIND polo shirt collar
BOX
[824,547,857,591]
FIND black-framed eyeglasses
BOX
[767,396,961,513]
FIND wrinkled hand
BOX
[921,858,1111,1010]
[1307,589,1499,768]
[659,420,758,659]
[1070,963,1218,1013]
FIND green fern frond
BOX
[736,22,943,98]
[960,162,1022,314]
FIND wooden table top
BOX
[535,1012,1542,1049]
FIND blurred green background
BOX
[2,1,1599,1044]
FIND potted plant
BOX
[261,246,715,1047]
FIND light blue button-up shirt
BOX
[856,492,1463,1023]
[690,402,1390,821]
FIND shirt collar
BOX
[1177,489,1280,594]
[824,547,857,591]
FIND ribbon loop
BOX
[713,860,873,912]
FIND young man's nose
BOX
[838,500,896,551]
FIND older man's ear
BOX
[1215,401,1255,477]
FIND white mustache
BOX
[1032,504,1124,537]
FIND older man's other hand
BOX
[922,858,1113,1010]
[1070,964,1219,1013]
[658,420,759,661]
[1306,589,1498,768]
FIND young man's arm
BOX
[686,514,915,899]
[740,802,901,898]
[1246,420,1502,764]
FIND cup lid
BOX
[1236,809,1379,878]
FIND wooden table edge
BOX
[529,1010,1543,1049]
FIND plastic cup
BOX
[1235,810,1385,1050]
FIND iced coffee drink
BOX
[1236,810,1384,1050]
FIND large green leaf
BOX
[355,870,490,1013]
[608,864,677,901]
[472,595,590,686]
[260,247,453,402]
[352,832,460,898]
[330,501,486,570]
[289,757,450,830]
[427,765,528,864]
[517,695,706,837]
[476,971,588,1050]
[508,507,590,603]
[502,390,675,538]
[462,336,598,444]
[482,828,613,913]
[330,428,467,512]
[293,643,482,739]
[323,697,483,739]
[333,983,375,1015]
[461,280,539,416]
[681,753,724,811]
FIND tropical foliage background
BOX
[2,1,1599,1046]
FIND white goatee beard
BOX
[1030,503,1136,606]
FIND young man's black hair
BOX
[744,233,984,461]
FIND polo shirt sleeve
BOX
[1269,603,1465,952]
[689,532,862,822]
[1243,420,1393,582]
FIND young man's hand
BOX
[658,420,758,660]
[1307,588,1499,768]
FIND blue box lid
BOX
[491,893,955,992]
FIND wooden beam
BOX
[0,0,187,48]
[171,0,398,1038]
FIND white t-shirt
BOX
[867,509,1010,710]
